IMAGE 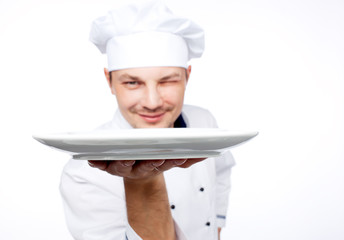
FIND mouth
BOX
[138,112,165,123]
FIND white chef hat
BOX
[89,0,204,71]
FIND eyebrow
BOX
[118,72,182,82]
[118,74,141,82]
[160,73,182,81]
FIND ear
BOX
[186,65,192,84]
[104,68,116,95]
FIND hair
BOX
[109,71,112,84]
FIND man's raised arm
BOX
[88,158,204,240]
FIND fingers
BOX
[173,159,188,166]
[105,160,136,176]
[176,158,206,168]
[87,157,207,179]
[89,160,166,178]
[88,160,108,170]
[131,159,165,176]
[89,160,136,177]
[157,158,205,171]
[156,159,187,172]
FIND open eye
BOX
[123,81,141,89]
[125,81,138,85]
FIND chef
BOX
[60,1,235,240]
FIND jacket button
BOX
[200,187,205,192]
[206,222,211,226]
[171,205,175,210]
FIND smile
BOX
[138,113,165,123]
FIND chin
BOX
[136,122,173,129]
[131,118,173,128]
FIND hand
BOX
[88,158,205,181]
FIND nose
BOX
[141,85,163,111]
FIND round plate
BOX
[33,128,258,160]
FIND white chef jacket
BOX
[60,104,235,240]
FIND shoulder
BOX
[182,104,218,128]
[94,121,113,131]
[61,159,124,196]
[93,110,125,131]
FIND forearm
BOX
[124,174,175,240]
[89,158,205,239]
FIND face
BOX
[105,66,191,128]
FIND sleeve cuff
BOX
[125,224,143,240]
[174,219,187,240]
[125,220,187,240]
[216,214,227,228]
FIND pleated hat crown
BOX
[89,0,205,71]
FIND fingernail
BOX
[123,160,135,167]
[152,160,165,167]
[88,161,95,167]
[174,159,187,166]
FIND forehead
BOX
[111,66,186,80]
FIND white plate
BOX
[33,128,258,160]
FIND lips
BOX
[138,112,165,123]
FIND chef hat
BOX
[89,0,204,71]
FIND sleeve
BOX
[201,107,236,228]
[125,218,187,240]
[215,151,235,228]
[60,160,138,240]
[60,160,189,240]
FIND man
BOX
[60,1,235,240]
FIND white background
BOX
[1,0,343,239]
